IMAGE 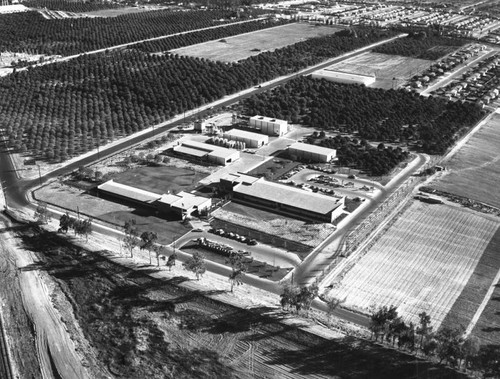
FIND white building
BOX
[288,142,336,163]
[157,191,211,218]
[310,70,376,86]
[223,129,269,148]
[249,115,288,136]
[173,140,240,166]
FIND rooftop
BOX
[288,142,336,156]
[224,129,269,141]
[234,179,342,215]
[158,191,211,211]
[250,115,288,125]
[98,180,161,203]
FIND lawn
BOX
[171,23,343,63]
[111,165,208,194]
[324,201,500,329]
[246,157,300,180]
[323,52,431,89]
[430,112,500,209]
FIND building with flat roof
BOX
[223,175,344,223]
[249,115,288,136]
[311,70,376,86]
[288,142,336,163]
[157,191,211,218]
[97,180,161,207]
[223,129,269,148]
[173,140,240,166]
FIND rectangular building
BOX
[249,115,288,136]
[97,180,161,207]
[311,70,376,86]
[157,191,211,218]
[173,140,240,166]
[223,129,269,148]
[288,142,336,163]
[225,175,344,223]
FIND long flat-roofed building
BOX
[249,115,288,136]
[97,180,161,207]
[173,140,240,166]
[223,175,344,223]
[288,142,336,163]
[311,69,376,86]
[223,129,269,148]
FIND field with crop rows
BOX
[324,52,430,89]
[171,23,343,62]
[325,201,500,328]
[430,112,500,209]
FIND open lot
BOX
[212,202,336,256]
[111,165,208,194]
[324,52,431,89]
[34,181,190,243]
[324,201,500,329]
[82,6,158,17]
[430,112,500,209]
[171,23,343,63]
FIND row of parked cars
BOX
[209,228,258,245]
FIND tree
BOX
[140,231,158,265]
[153,244,167,267]
[34,201,49,224]
[123,219,139,258]
[461,335,480,371]
[280,284,318,314]
[226,251,247,293]
[183,252,206,280]
[435,326,464,366]
[166,252,177,271]
[74,218,92,241]
[416,311,433,350]
[58,212,74,233]
[325,295,346,325]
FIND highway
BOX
[0,308,13,379]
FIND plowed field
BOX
[324,201,500,328]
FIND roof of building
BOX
[179,139,239,160]
[250,115,288,125]
[98,180,161,203]
[158,191,211,211]
[221,173,261,185]
[173,145,208,158]
[313,69,376,82]
[233,179,342,214]
[288,142,336,156]
[223,129,269,141]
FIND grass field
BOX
[323,52,431,89]
[171,23,343,63]
[112,165,208,194]
[430,112,500,209]
[324,201,500,328]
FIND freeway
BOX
[0,308,13,379]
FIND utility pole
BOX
[37,165,42,186]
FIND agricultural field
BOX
[430,112,500,209]
[323,52,431,89]
[171,23,343,63]
[324,201,500,329]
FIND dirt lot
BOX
[11,221,467,379]
[82,6,159,17]
[324,201,500,329]
[430,112,500,209]
[323,52,431,89]
[171,23,343,63]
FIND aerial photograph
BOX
[0,0,499,378]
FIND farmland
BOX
[171,23,344,62]
[324,201,500,329]
[323,52,431,89]
[430,112,500,209]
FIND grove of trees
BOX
[372,32,467,60]
[0,9,267,55]
[243,76,485,155]
[0,28,396,162]
[23,0,124,12]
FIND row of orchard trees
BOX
[0,9,266,56]
[0,28,397,163]
[368,305,499,375]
